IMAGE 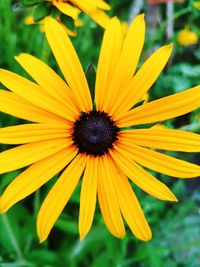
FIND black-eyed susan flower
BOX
[177,27,198,46]
[50,0,110,28]
[0,15,200,243]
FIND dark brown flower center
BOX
[72,111,118,156]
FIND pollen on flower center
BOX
[72,111,119,156]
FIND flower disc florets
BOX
[72,111,119,156]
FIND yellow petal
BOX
[120,129,200,152]
[71,0,110,27]
[118,140,200,178]
[64,25,77,37]
[53,1,79,19]
[37,154,86,243]
[0,123,70,144]
[112,44,173,117]
[0,90,66,124]
[0,147,77,213]
[113,165,152,241]
[0,138,71,175]
[110,148,177,201]
[79,156,97,240]
[95,0,110,10]
[104,14,145,113]
[70,0,97,13]
[0,69,76,121]
[24,15,34,25]
[44,17,92,112]
[15,53,79,114]
[117,85,200,127]
[97,156,125,238]
[87,9,110,28]
[95,17,122,111]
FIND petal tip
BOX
[79,234,85,241]
[0,199,8,214]
[14,54,25,64]
[143,233,152,242]
[0,208,7,214]
[172,195,179,203]
[15,53,27,59]
[14,55,20,60]
[39,237,46,244]
[109,16,120,26]
[167,191,178,202]
[44,16,52,23]
[167,43,174,52]
[138,13,145,20]
[119,231,126,239]
[139,225,152,242]
[38,232,47,244]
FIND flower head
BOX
[0,15,200,243]
[177,27,198,46]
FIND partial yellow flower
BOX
[177,27,198,46]
[50,0,110,28]
[24,15,82,36]
[0,15,200,243]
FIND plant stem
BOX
[160,6,191,30]
[2,214,23,260]
[166,2,174,38]
[34,189,40,218]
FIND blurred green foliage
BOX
[0,0,200,266]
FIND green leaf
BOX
[33,2,51,22]
[51,6,61,19]
[21,0,41,7]
[60,14,75,32]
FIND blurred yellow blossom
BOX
[24,15,82,36]
[177,27,198,46]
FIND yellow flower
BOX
[177,27,198,46]
[0,15,200,243]
[24,15,82,36]
[50,0,110,28]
